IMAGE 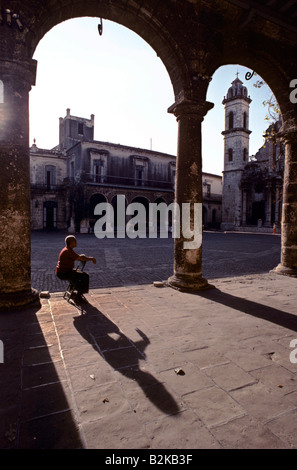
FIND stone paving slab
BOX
[0,272,297,450]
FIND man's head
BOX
[65,235,77,249]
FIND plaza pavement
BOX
[1,262,297,451]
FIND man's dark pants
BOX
[57,269,89,294]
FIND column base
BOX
[167,274,215,292]
[271,264,297,278]
[0,288,40,312]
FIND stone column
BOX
[167,99,214,291]
[0,59,40,310]
[274,129,297,277]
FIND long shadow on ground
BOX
[72,299,180,416]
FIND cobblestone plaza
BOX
[31,231,281,293]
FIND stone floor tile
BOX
[61,342,103,368]
[145,409,221,449]
[158,363,214,396]
[21,381,73,422]
[74,381,131,423]
[250,363,297,395]
[83,411,150,449]
[230,382,296,422]
[22,360,66,388]
[203,362,257,391]
[266,409,297,448]
[67,361,116,392]
[18,410,83,449]
[182,346,229,370]
[211,414,289,449]
[182,386,246,427]
[124,381,183,423]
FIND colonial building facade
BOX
[221,77,284,232]
[30,108,222,233]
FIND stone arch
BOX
[26,1,189,101]
[111,194,128,235]
[89,193,107,232]
[207,51,297,275]
[154,197,166,204]
[130,195,150,208]
[207,53,297,128]
[153,197,169,233]
[127,195,150,236]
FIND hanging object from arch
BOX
[98,18,103,36]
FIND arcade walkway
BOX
[1,271,297,450]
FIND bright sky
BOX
[29,17,276,176]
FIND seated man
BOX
[56,235,96,300]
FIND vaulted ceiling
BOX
[225,0,297,33]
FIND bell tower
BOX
[221,74,252,230]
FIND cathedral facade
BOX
[221,77,284,232]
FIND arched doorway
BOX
[89,193,107,233]
[43,201,57,230]
[111,194,128,236]
[204,56,296,275]
[129,196,150,236]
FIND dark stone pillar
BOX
[274,128,297,277]
[0,59,40,310]
[167,99,214,291]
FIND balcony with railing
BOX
[30,176,222,201]
[202,192,222,202]
[30,183,67,192]
[83,173,175,191]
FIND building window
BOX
[133,156,147,186]
[171,169,176,188]
[93,159,105,183]
[243,112,247,128]
[78,122,84,135]
[228,112,234,129]
[70,161,74,179]
[243,148,247,161]
[228,148,233,162]
[91,151,108,183]
[135,165,144,186]
[206,184,211,197]
[45,165,56,189]
[169,162,176,188]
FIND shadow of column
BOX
[192,287,297,332]
[0,306,84,449]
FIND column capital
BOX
[0,58,37,89]
[168,99,214,121]
[278,126,297,144]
